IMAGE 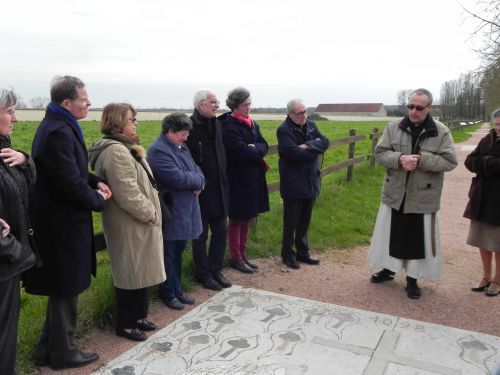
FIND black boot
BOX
[405,276,421,299]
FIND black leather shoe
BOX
[230,259,254,274]
[242,256,259,270]
[116,327,147,341]
[49,351,99,370]
[200,276,223,291]
[164,297,185,310]
[296,255,320,265]
[405,284,422,299]
[213,272,232,288]
[176,293,195,305]
[137,319,157,331]
[283,257,300,269]
[471,278,491,292]
[370,269,396,283]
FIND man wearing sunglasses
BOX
[368,88,457,299]
[277,99,329,270]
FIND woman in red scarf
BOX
[218,87,270,274]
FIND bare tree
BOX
[29,97,50,109]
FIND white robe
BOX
[367,203,442,281]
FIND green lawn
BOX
[13,118,479,374]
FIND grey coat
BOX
[147,134,205,241]
[375,116,457,213]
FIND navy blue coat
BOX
[277,116,329,199]
[24,108,105,297]
[219,113,270,220]
[147,134,204,241]
[186,110,229,219]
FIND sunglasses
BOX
[407,104,429,111]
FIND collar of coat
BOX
[285,115,314,135]
[399,114,438,137]
[192,109,216,126]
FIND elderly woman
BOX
[0,88,37,374]
[218,87,270,274]
[464,108,500,297]
[148,113,204,310]
[89,103,165,341]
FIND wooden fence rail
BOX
[94,128,382,251]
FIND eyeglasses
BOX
[407,104,429,111]
[177,132,189,139]
[293,110,307,116]
[0,107,16,116]
[129,117,137,123]
[205,99,220,105]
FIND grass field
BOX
[13,118,481,374]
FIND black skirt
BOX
[389,208,425,259]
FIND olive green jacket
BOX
[375,116,457,213]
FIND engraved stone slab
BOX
[93,286,500,375]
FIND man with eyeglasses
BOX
[368,88,457,299]
[185,90,232,291]
[277,99,329,270]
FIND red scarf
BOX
[231,112,252,128]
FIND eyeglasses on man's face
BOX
[129,117,137,123]
[407,104,429,111]
[205,99,220,106]
[293,110,307,116]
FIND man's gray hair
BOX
[287,99,304,112]
[50,75,85,104]
[193,89,211,108]
[162,112,193,133]
[226,87,250,111]
[411,88,433,105]
[492,108,500,119]
[0,88,17,109]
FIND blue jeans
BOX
[160,240,186,301]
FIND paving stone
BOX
[93,286,500,375]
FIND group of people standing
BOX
[0,77,327,373]
[0,79,497,374]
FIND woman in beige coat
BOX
[89,103,165,341]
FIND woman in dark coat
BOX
[148,113,204,310]
[464,108,500,297]
[219,87,269,274]
[0,88,37,375]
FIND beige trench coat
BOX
[89,138,165,289]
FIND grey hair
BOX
[226,87,250,111]
[193,89,212,108]
[0,88,17,109]
[411,88,433,105]
[161,112,193,133]
[492,108,500,118]
[287,99,304,112]
[50,75,85,104]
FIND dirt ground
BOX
[37,125,499,375]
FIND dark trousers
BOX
[115,287,149,329]
[0,275,21,375]
[160,240,186,301]
[192,216,227,280]
[281,198,315,260]
[35,295,79,363]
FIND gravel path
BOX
[37,124,498,375]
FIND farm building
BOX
[315,103,387,116]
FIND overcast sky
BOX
[0,0,483,108]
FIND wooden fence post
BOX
[347,129,356,181]
[370,127,379,168]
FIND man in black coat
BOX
[24,76,112,370]
[186,90,231,291]
[277,99,329,269]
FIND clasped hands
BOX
[399,154,420,172]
